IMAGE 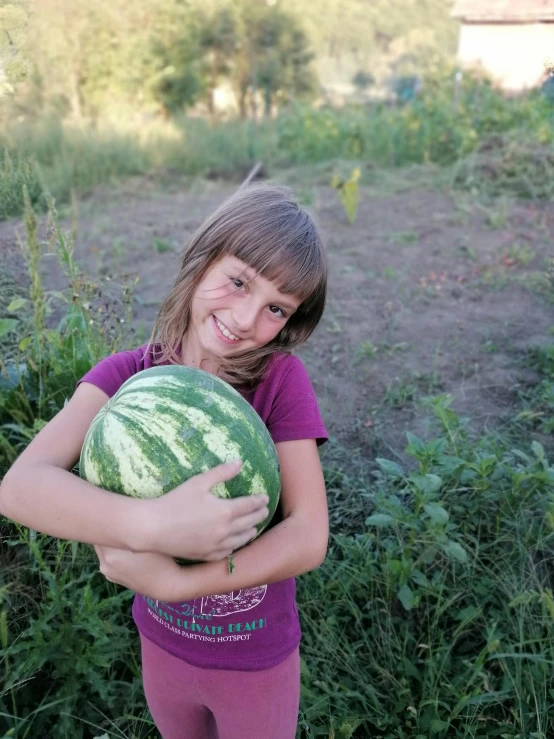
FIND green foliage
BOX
[299,394,554,737]
[3,69,554,220]
[0,189,134,472]
[0,197,144,737]
[276,70,553,168]
[517,347,554,436]
[1,532,142,739]
[0,149,43,220]
[148,4,206,116]
[0,1,30,90]
[453,133,554,200]
[282,0,457,82]
[0,118,150,219]
[2,0,318,120]
[331,167,361,224]
[248,2,317,115]
[0,0,457,120]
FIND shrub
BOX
[452,132,554,200]
[299,395,554,737]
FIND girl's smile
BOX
[181,256,300,369]
[213,315,242,343]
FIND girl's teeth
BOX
[216,317,239,341]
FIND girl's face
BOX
[183,255,300,366]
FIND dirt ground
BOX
[1,171,553,460]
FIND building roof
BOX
[452,0,554,22]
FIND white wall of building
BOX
[458,22,554,91]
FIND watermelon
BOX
[79,365,280,536]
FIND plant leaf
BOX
[19,336,33,351]
[365,513,395,527]
[442,541,468,562]
[410,474,442,494]
[531,440,545,459]
[0,318,19,339]
[397,584,414,610]
[7,297,28,312]
[423,503,449,525]
[376,458,404,478]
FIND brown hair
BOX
[148,183,327,385]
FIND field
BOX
[1,84,554,738]
[3,164,553,457]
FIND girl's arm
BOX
[94,437,328,600]
[182,438,329,594]
[0,383,270,561]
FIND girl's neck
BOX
[179,335,220,376]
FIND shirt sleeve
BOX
[266,355,328,446]
[76,348,145,397]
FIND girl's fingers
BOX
[224,493,269,522]
[197,459,243,489]
[224,526,261,555]
[206,527,258,561]
[228,508,269,536]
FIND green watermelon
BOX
[79,365,280,536]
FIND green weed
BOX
[388,231,419,245]
[383,370,442,409]
[331,168,361,225]
[151,237,175,253]
[353,340,377,364]
[299,395,554,737]
[505,242,536,267]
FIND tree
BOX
[282,0,457,86]
[148,5,205,116]
[0,0,30,94]
[200,5,241,114]
[5,0,208,118]
[232,1,317,118]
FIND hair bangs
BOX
[229,222,326,306]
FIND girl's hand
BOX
[141,459,270,562]
[94,545,182,601]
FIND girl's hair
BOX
[148,183,327,385]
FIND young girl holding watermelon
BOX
[0,184,328,739]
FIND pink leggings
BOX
[140,634,300,739]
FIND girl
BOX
[0,184,329,739]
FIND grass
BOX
[2,69,554,220]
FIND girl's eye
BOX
[231,278,245,289]
[269,305,286,318]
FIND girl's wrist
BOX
[169,560,217,602]
[122,497,159,553]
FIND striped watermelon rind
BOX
[79,365,280,535]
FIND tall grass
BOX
[2,70,553,219]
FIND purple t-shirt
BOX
[78,345,327,671]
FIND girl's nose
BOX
[233,300,259,333]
